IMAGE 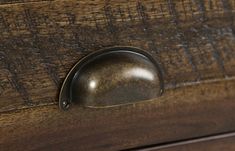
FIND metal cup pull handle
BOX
[59,47,164,110]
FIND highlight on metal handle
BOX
[59,47,164,110]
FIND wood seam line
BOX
[125,131,235,151]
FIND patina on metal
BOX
[59,47,164,110]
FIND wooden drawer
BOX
[0,0,235,150]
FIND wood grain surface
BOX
[1,79,235,150]
[0,0,234,112]
[0,0,235,150]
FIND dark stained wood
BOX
[1,80,235,150]
[0,0,235,150]
[0,0,235,112]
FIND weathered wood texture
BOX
[0,0,235,112]
[1,80,235,150]
[0,0,235,150]
[139,132,235,151]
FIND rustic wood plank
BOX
[1,79,235,150]
[0,0,235,112]
[0,0,234,150]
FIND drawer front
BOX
[0,0,235,150]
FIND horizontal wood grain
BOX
[1,79,235,150]
[0,0,235,112]
[0,0,235,150]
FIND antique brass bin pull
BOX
[59,47,164,110]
